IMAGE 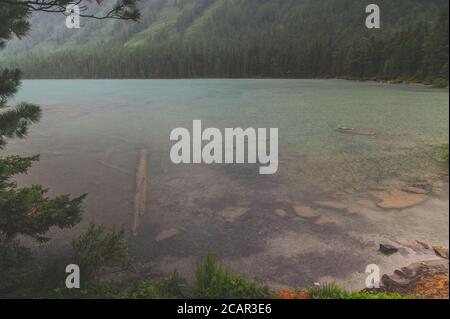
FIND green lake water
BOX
[6,79,449,287]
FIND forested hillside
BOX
[0,0,448,84]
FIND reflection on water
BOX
[5,79,449,284]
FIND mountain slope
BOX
[0,0,448,82]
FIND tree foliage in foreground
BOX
[0,0,140,298]
[72,223,132,279]
[0,4,86,246]
[0,0,140,21]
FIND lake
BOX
[7,79,449,289]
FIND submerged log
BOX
[132,148,148,237]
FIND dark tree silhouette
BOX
[0,0,140,294]
[0,0,140,20]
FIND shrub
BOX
[124,280,166,299]
[306,283,350,299]
[72,223,132,279]
[51,282,122,299]
[193,255,271,299]
[125,272,186,299]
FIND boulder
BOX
[380,244,399,255]
[381,260,449,298]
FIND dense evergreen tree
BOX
[0,2,84,247]
[0,0,140,297]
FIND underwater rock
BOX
[314,200,347,210]
[155,228,179,242]
[219,207,249,221]
[294,206,320,218]
[314,215,337,225]
[433,246,449,259]
[371,190,428,209]
[395,239,431,250]
[415,241,431,250]
[336,127,377,136]
[403,186,429,195]
[275,209,288,217]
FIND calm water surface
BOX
[6,79,449,287]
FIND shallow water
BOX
[6,79,449,288]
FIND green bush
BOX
[349,291,414,299]
[125,272,186,299]
[124,280,166,299]
[51,282,122,299]
[193,255,271,299]
[306,283,349,299]
[307,283,414,299]
[72,223,132,279]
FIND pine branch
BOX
[0,0,141,21]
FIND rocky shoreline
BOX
[381,258,449,298]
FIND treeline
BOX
[8,17,447,85]
[346,18,449,84]
[2,0,448,85]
